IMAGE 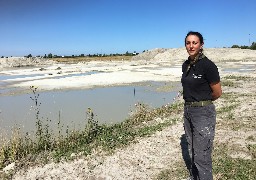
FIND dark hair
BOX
[185,31,204,45]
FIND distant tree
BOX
[47,53,53,58]
[26,54,32,58]
[250,42,256,50]
[80,54,84,57]
[231,45,240,48]
[133,51,138,56]
[240,45,249,49]
[1,56,4,58]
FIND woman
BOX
[181,31,222,180]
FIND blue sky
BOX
[0,0,255,57]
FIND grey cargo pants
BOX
[184,104,216,180]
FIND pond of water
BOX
[0,82,180,136]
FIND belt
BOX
[185,100,213,107]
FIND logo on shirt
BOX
[192,74,202,79]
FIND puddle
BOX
[0,74,45,81]
[222,64,255,73]
[0,82,181,136]
[0,70,102,81]
[54,71,102,79]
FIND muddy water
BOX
[0,82,180,135]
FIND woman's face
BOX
[185,35,203,59]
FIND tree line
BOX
[2,43,256,59]
[231,42,256,50]
[0,51,140,59]
[27,51,139,59]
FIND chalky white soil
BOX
[1,48,255,179]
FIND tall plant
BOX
[29,86,51,151]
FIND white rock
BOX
[3,162,15,173]
[70,153,76,158]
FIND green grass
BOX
[217,104,238,114]
[156,163,187,180]
[222,75,255,88]
[220,92,237,99]
[221,80,236,87]
[155,144,256,180]
[222,75,252,81]
[247,144,256,159]
[213,144,256,180]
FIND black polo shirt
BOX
[181,56,220,102]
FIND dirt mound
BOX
[0,57,55,69]
[132,48,256,63]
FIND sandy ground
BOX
[1,48,256,179]
[0,57,181,95]
[1,48,255,95]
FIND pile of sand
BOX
[132,48,256,62]
[0,57,55,69]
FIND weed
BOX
[247,144,256,159]
[86,108,99,143]
[128,102,183,126]
[30,86,53,152]
[217,104,238,114]
[227,112,235,120]
[221,80,236,87]
[155,161,187,180]
[223,75,251,81]
[213,144,256,180]
[246,135,255,141]
[220,92,238,101]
